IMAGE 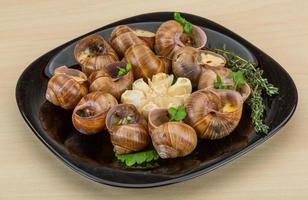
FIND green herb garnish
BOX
[214,48,279,134]
[115,149,159,167]
[214,75,225,89]
[174,12,192,33]
[168,105,186,121]
[117,63,132,77]
[230,71,246,89]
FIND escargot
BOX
[74,34,119,76]
[198,64,251,101]
[172,46,202,88]
[185,88,244,139]
[89,61,134,99]
[125,44,166,79]
[45,66,88,109]
[134,29,156,49]
[106,104,150,154]
[148,108,197,159]
[72,92,118,135]
[155,20,207,59]
[110,25,147,57]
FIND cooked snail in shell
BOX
[121,73,192,117]
[110,25,147,57]
[106,104,150,154]
[89,61,134,99]
[185,88,243,139]
[155,20,207,59]
[134,29,156,49]
[172,46,202,88]
[42,12,269,167]
[74,34,119,76]
[45,66,88,109]
[198,64,251,101]
[72,92,118,135]
[148,108,197,158]
[125,44,166,79]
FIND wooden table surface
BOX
[1,0,308,199]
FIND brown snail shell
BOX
[185,88,243,140]
[72,92,118,135]
[172,46,202,88]
[89,61,134,99]
[155,20,207,59]
[134,29,156,49]
[110,25,147,57]
[106,104,149,154]
[45,66,88,109]
[198,66,251,101]
[74,34,119,76]
[148,108,197,159]
[125,44,166,79]
[110,25,134,40]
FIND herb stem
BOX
[213,48,279,134]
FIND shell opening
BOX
[200,52,225,67]
[180,33,197,47]
[81,42,105,58]
[148,109,170,128]
[75,107,96,118]
[109,107,138,127]
[134,29,155,37]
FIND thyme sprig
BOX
[214,48,279,134]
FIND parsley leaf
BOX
[174,12,192,33]
[117,63,132,77]
[168,105,186,122]
[230,71,245,88]
[115,149,159,167]
[214,75,225,89]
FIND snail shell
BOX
[155,20,207,59]
[72,92,118,135]
[172,46,202,88]
[106,104,149,154]
[110,25,134,40]
[134,29,156,49]
[148,108,197,159]
[45,66,88,109]
[198,66,251,101]
[89,61,134,99]
[110,25,147,57]
[74,34,119,76]
[185,88,243,139]
[125,44,166,79]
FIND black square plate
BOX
[16,12,297,188]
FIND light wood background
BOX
[1,0,308,199]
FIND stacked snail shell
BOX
[45,16,250,161]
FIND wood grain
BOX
[1,0,308,199]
